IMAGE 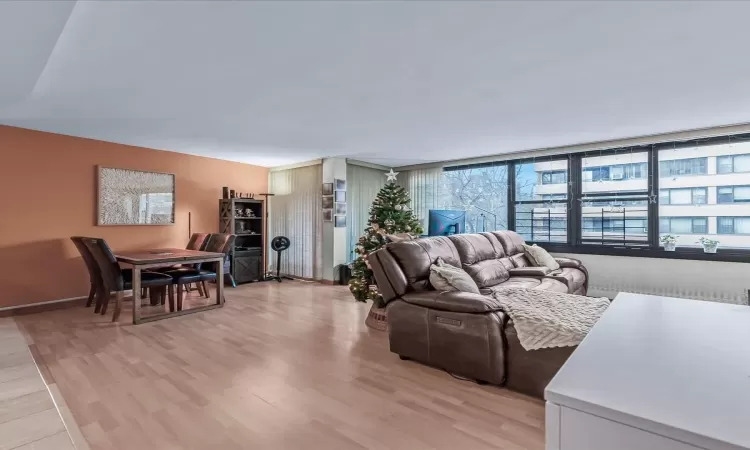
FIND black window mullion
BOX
[508,161,516,232]
[648,145,659,249]
[570,154,581,245]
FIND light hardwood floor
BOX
[16,281,545,450]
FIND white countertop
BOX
[545,292,750,450]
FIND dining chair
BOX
[70,236,103,308]
[82,237,174,322]
[157,232,211,295]
[163,233,236,310]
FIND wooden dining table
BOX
[114,248,225,324]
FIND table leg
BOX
[216,258,224,306]
[132,267,142,324]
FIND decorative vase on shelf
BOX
[664,242,676,251]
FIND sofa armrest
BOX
[401,291,503,314]
[555,257,583,269]
[509,267,550,277]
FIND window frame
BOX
[442,134,750,262]
[717,185,750,204]
[660,187,708,205]
[717,153,750,174]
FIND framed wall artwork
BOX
[334,215,346,228]
[97,166,175,225]
[335,202,346,215]
[322,183,334,196]
[334,190,346,202]
[335,179,346,191]
[323,210,333,222]
[322,196,334,209]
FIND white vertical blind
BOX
[346,164,386,260]
[400,167,444,231]
[268,164,323,279]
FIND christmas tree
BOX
[349,170,423,305]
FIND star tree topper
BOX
[384,168,399,182]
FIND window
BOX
[717,217,750,234]
[717,154,750,173]
[659,157,707,177]
[515,161,567,242]
[581,162,647,182]
[441,164,509,233]
[428,134,750,259]
[659,217,708,234]
[580,153,649,246]
[541,170,567,185]
[659,188,707,205]
[717,186,750,203]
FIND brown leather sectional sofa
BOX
[368,230,589,398]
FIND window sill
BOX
[534,243,750,263]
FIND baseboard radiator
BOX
[553,253,749,305]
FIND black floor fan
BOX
[267,236,294,282]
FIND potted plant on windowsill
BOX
[660,234,678,251]
[697,237,720,254]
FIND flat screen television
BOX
[428,210,466,236]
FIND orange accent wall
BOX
[0,125,268,308]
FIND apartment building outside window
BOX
[659,157,707,177]
[717,217,750,235]
[717,186,750,203]
[717,153,750,173]
[660,187,707,205]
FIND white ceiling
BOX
[2,1,750,168]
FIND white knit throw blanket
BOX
[491,287,609,351]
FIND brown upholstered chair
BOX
[82,238,174,322]
[70,236,103,308]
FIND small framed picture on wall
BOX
[322,183,334,196]
[334,215,346,228]
[335,202,346,215]
[323,210,333,222]
[322,196,334,209]
[334,190,346,202]
[335,179,346,191]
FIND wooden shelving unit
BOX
[219,198,265,284]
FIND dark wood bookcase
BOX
[219,199,265,284]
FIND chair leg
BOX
[177,284,184,311]
[160,287,166,305]
[195,282,204,297]
[94,288,108,314]
[227,274,237,288]
[168,285,175,312]
[142,287,148,298]
[149,288,160,306]
[112,291,125,322]
[86,282,96,307]
[100,290,111,315]
[201,281,210,299]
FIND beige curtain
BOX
[346,164,386,260]
[268,164,323,279]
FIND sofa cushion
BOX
[490,277,542,291]
[429,258,480,294]
[522,244,560,271]
[536,277,569,293]
[448,233,511,288]
[547,267,586,293]
[387,236,461,291]
[491,230,526,256]
[509,253,532,268]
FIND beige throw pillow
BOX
[522,244,560,271]
[429,257,481,294]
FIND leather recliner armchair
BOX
[368,230,588,398]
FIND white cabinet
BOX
[547,404,702,450]
[545,293,750,450]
